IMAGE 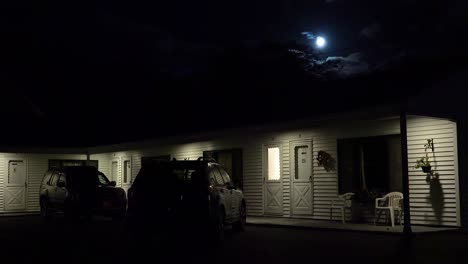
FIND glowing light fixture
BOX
[316,36,326,48]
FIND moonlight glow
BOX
[316,36,326,48]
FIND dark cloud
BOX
[360,23,381,39]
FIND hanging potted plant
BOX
[414,156,431,173]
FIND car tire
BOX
[40,199,51,220]
[233,202,246,232]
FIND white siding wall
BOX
[312,137,339,220]
[0,154,4,211]
[89,115,460,227]
[26,154,86,212]
[91,153,111,178]
[307,119,401,221]
[0,153,86,213]
[407,116,459,226]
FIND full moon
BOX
[316,36,326,48]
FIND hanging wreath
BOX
[317,150,335,172]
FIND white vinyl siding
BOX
[0,153,86,213]
[0,154,4,211]
[82,115,460,227]
[26,154,86,212]
[407,116,459,226]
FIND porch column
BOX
[400,111,412,234]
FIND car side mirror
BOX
[57,182,66,188]
[110,181,116,187]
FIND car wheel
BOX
[233,202,246,232]
[40,199,51,220]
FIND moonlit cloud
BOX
[315,52,370,78]
[301,32,317,40]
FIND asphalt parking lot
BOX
[1,215,467,264]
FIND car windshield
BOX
[135,162,206,188]
[67,167,111,187]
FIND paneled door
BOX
[5,160,27,211]
[264,145,283,215]
[290,140,313,215]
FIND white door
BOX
[291,141,313,215]
[110,160,119,185]
[121,158,132,192]
[5,160,27,211]
[264,145,283,215]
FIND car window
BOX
[42,172,52,185]
[49,173,59,186]
[210,167,224,186]
[209,174,216,186]
[97,173,111,185]
[218,167,232,186]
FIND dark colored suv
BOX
[125,158,246,240]
[39,166,127,220]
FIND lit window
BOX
[267,147,281,181]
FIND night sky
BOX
[3,0,468,147]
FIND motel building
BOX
[1,101,468,235]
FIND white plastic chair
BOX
[330,192,354,223]
[374,192,403,227]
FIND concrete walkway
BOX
[246,216,459,234]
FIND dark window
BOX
[49,173,59,186]
[49,160,98,169]
[141,155,171,168]
[337,135,402,194]
[204,149,242,188]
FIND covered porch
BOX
[261,108,460,233]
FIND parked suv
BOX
[125,158,246,240]
[39,166,127,220]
